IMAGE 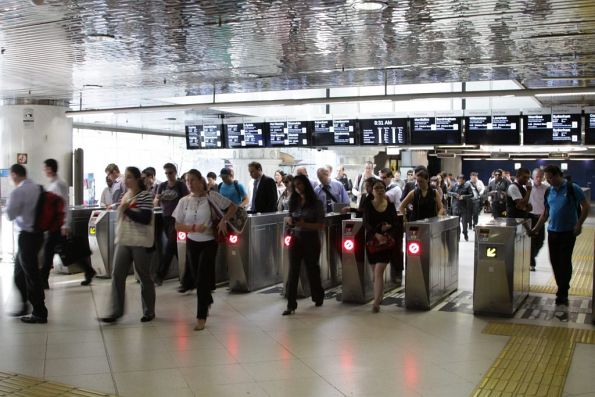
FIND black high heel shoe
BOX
[282,309,295,316]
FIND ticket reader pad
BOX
[341,219,371,303]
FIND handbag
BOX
[56,235,92,266]
[207,191,248,234]
[366,234,396,254]
[206,198,227,243]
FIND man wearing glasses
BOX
[154,163,189,285]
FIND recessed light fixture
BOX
[353,0,388,11]
[87,33,116,42]
[165,117,177,121]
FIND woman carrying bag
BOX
[363,180,399,313]
[172,169,237,331]
[101,167,156,323]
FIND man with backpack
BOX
[531,165,590,309]
[218,168,249,207]
[5,164,49,323]
[154,163,189,285]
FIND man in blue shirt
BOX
[5,164,48,323]
[314,167,349,213]
[531,165,589,308]
[218,168,248,207]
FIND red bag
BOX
[366,234,396,254]
[34,186,65,232]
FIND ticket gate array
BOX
[228,212,286,292]
[280,213,350,298]
[473,219,531,316]
[341,218,399,303]
[405,216,459,310]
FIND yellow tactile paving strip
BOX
[0,372,115,397]
[530,227,594,297]
[471,323,595,397]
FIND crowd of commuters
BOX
[3,158,589,327]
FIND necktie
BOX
[251,179,258,211]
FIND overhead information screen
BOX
[359,118,408,145]
[268,121,309,147]
[465,115,520,145]
[185,125,200,149]
[312,119,355,146]
[586,114,595,145]
[523,114,581,145]
[410,117,461,145]
[226,123,265,148]
[197,124,223,149]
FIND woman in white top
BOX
[173,169,237,331]
[101,167,155,323]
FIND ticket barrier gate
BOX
[88,210,118,277]
[279,213,349,297]
[473,219,531,316]
[227,212,286,292]
[341,218,399,303]
[405,216,459,310]
[53,206,102,274]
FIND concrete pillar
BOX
[0,103,73,188]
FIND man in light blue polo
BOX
[531,165,589,309]
[314,167,349,213]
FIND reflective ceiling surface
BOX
[0,0,593,112]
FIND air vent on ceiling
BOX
[548,152,569,159]
[436,153,456,159]
[490,152,510,159]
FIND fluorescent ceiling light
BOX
[534,91,595,97]
[353,1,388,11]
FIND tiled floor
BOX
[0,213,593,397]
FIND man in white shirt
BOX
[352,161,378,207]
[468,172,485,229]
[528,168,548,271]
[105,163,126,204]
[100,176,114,207]
[5,164,48,323]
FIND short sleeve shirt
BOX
[507,184,523,201]
[172,192,231,242]
[157,181,189,217]
[218,182,247,205]
[545,182,585,232]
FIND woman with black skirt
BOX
[363,180,399,313]
[283,174,325,315]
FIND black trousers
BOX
[470,199,481,227]
[186,239,218,319]
[492,202,505,218]
[453,205,469,236]
[530,214,545,268]
[41,230,62,283]
[157,216,178,280]
[14,231,47,318]
[286,232,324,310]
[547,231,576,303]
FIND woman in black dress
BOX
[283,174,326,315]
[399,169,444,221]
[363,180,399,313]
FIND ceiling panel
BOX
[0,0,593,111]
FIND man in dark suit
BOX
[248,161,277,213]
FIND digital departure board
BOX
[410,117,462,145]
[311,119,355,146]
[464,115,520,145]
[523,114,581,145]
[225,123,265,148]
[268,121,310,147]
[185,124,223,149]
[185,125,200,149]
[585,114,595,145]
[359,118,408,145]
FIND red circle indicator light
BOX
[228,234,238,244]
[343,239,355,252]
[177,232,187,241]
[283,235,292,247]
[407,241,421,256]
